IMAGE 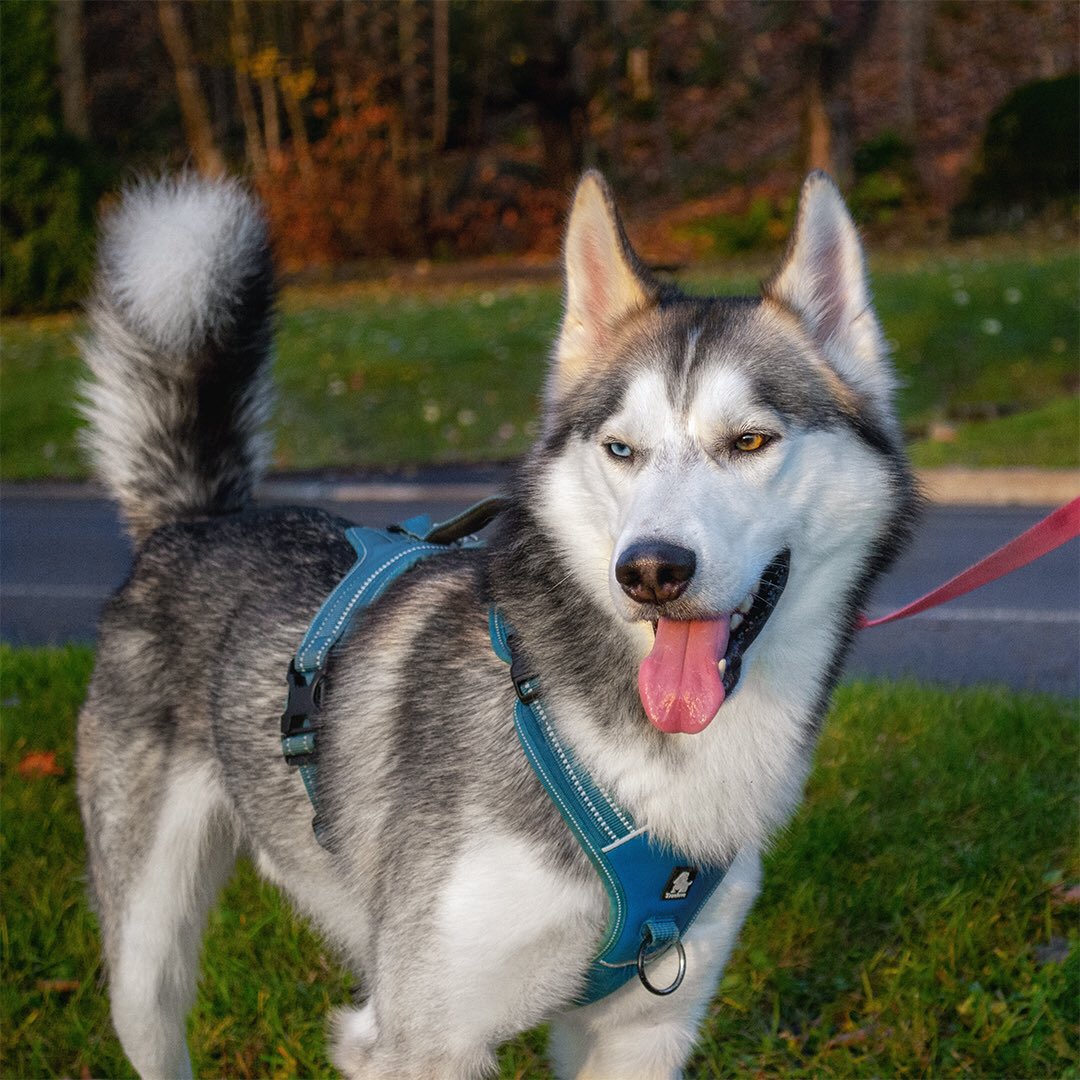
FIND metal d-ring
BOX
[636,936,687,996]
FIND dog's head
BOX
[528,172,914,734]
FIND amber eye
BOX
[734,432,769,453]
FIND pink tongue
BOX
[638,617,731,734]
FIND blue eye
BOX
[606,441,634,460]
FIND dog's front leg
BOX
[548,846,762,1080]
[332,829,604,1080]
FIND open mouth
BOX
[638,550,791,735]
[717,549,791,698]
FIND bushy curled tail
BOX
[79,176,275,543]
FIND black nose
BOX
[615,541,696,605]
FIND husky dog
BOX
[77,170,915,1079]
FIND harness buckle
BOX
[509,651,541,704]
[281,666,322,765]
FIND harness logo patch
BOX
[662,866,698,901]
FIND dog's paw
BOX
[329,1003,379,1077]
[329,1001,499,1079]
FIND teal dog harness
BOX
[281,499,730,1004]
[280,499,501,838]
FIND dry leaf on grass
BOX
[18,750,64,778]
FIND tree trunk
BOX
[525,0,590,189]
[801,0,880,188]
[398,0,425,242]
[260,74,282,168]
[648,33,672,185]
[806,66,832,174]
[281,72,315,185]
[230,0,266,174]
[334,0,362,120]
[432,0,449,152]
[157,0,226,176]
[56,0,90,140]
[468,2,494,146]
[606,0,626,178]
[896,0,924,137]
[399,0,421,154]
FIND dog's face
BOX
[530,173,909,733]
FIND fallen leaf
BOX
[18,751,64,778]
[1050,882,1080,906]
[824,1024,892,1050]
[825,1027,872,1049]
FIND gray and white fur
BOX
[78,171,917,1079]
[78,175,275,543]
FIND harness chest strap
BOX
[488,606,731,1005]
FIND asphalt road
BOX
[2,484,1077,696]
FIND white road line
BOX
[863,607,1080,625]
[2,584,111,599]
[2,470,1076,506]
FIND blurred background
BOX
[2,6,1078,1077]
[4,0,1078,299]
[1,0,1077,475]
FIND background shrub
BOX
[849,130,917,227]
[952,74,1080,235]
[0,1,109,314]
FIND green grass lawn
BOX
[3,645,1077,1078]
[1,244,1077,480]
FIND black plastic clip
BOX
[509,650,542,705]
[281,666,323,765]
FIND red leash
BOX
[858,496,1080,630]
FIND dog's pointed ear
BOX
[764,172,893,403]
[551,171,657,399]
